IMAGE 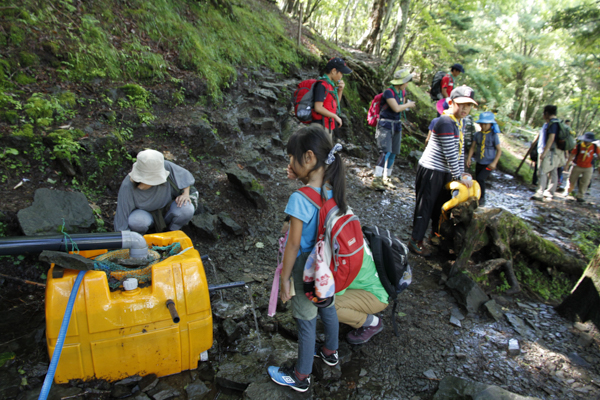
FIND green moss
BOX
[1,110,19,124]
[25,95,53,120]
[9,25,25,46]
[0,59,11,87]
[497,147,534,184]
[42,41,60,57]
[119,84,151,109]
[47,129,85,143]
[19,51,38,68]
[15,72,36,85]
[11,124,35,139]
[250,179,264,193]
[58,91,77,108]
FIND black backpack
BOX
[362,226,412,336]
[430,71,448,101]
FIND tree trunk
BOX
[357,0,387,54]
[343,0,360,37]
[329,0,352,40]
[440,207,586,278]
[527,87,543,126]
[384,0,410,76]
[375,0,396,56]
[519,82,529,125]
[284,0,296,14]
[556,245,600,330]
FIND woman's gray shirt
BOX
[114,161,195,231]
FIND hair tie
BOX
[325,143,342,165]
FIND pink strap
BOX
[268,233,288,317]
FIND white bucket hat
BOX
[129,149,169,186]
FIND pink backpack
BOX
[367,89,405,127]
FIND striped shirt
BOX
[419,115,464,179]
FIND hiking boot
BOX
[314,345,339,366]
[531,194,544,201]
[408,239,431,257]
[576,197,585,203]
[543,191,554,199]
[347,319,384,345]
[268,365,310,392]
[371,177,386,191]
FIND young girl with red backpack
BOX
[268,125,347,392]
[372,69,416,190]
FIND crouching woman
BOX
[114,149,195,233]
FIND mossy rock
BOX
[58,91,77,108]
[119,84,148,99]
[15,72,36,85]
[11,124,35,140]
[47,129,85,143]
[19,51,38,68]
[1,110,19,124]
[42,41,61,57]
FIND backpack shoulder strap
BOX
[296,186,323,209]
[166,176,181,197]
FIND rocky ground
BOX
[1,67,600,399]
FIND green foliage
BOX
[496,146,534,184]
[400,135,422,157]
[52,136,84,166]
[0,148,26,182]
[24,93,76,126]
[172,87,186,107]
[572,227,600,261]
[119,84,152,109]
[514,261,571,301]
[15,72,36,85]
[18,51,38,68]
[11,124,34,140]
[0,352,16,367]
[495,272,511,293]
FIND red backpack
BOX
[297,186,364,292]
[367,89,405,127]
[292,79,318,124]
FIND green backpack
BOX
[551,118,575,151]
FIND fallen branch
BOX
[0,273,46,288]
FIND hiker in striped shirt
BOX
[409,86,477,257]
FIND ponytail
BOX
[286,125,347,215]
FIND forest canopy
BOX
[279,0,600,134]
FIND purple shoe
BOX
[347,319,384,345]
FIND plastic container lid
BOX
[123,278,138,291]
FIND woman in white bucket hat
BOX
[114,149,196,233]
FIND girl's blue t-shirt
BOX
[284,186,332,255]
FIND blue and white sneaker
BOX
[314,345,339,366]
[267,365,310,392]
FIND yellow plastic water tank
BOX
[45,231,213,383]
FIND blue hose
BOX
[38,271,86,400]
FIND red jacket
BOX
[311,80,338,130]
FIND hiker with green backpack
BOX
[532,105,570,201]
